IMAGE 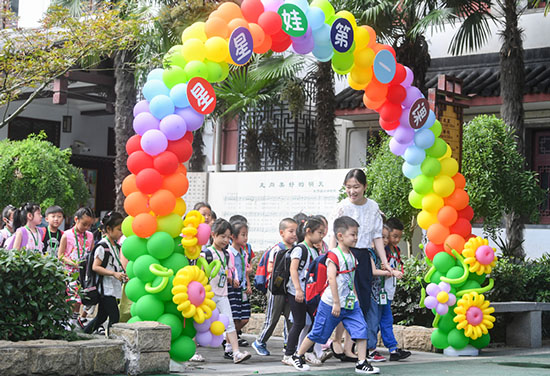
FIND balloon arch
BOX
[120,0,497,361]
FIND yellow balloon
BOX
[350,65,373,85]
[205,37,229,63]
[210,320,225,336]
[440,157,459,177]
[174,197,187,217]
[440,144,453,159]
[417,210,438,230]
[354,47,375,68]
[422,193,444,213]
[335,10,357,30]
[433,175,456,197]
[182,22,207,43]
[182,38,206,62]
[347,75,367,90]
[354,26,369,50]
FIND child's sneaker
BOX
[290,353,310,371]
[355,360,380,374]
[189,353,205,362]
[233,350,251,364]
[389,348,411,361]
[367,351,386,362]
[282,355,293,365]
[252,340,270,356]
[304,352,321,366]
[223,351,234,360]
[77,317,88,328]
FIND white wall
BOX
[17,0,51,28]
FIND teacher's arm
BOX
[373,237,391,271]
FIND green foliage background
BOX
[0,133,89,215]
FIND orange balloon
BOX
[228,18,249,32]
[177,163,187,175]
[253,33,272,54]
[205,16,229,39]
[122,174,138,197]
[162,172,189,197]
[437,206,458,227]
[363,94,385,111]
[217,2,244,23]
[150,189,177,216]
[132,213,157,238]
[427,223,450,245]
[453,172,466,189]
[174,197,187,216]
[361,25,376,48]
[124,192,150,217]
[444,189,469,211]
[248,22,265,47]
[444,234,466,254]
[364,77,388,102]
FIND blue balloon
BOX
[306,7,325,30]
[149,95,175,120]
[287,0,309,12]
[143,80,170,102]
[169,83,190,108]
[414,128,436,149]
[404,145,426,165]
[312,43,333,62]
[402,161,422,179]
[420,109,436,130]
[313,24,331,47]
[147,68,164,82]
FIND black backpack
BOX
[269,243,308,295]
[79,239,110,306]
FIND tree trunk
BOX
[189,127,206,172]
[394,35,431,94]
[244,127,261,171]
[113,49,136,214]
[500,0,526,259]
[314,61,337,169]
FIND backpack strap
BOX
[203,249,213,264]
[297,243,310,271]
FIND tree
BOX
[314,61,337,169]
[0,133,89,215]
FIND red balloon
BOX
[154,151,179,175]
[386,84,407,104]
[379,101,402,122]
[458,205,474,221]
[257,11,282,35]
[136,168,163,194]
[241,0,264,23]
[166,139,193,163]
[425,242,445,261]
[183,131,194,144]
[271,29,289,42]
[126,135,142,155]
[127,151,154,175]
[271,37,292,52]
[373,43,396,57]
[450,217,472,239]
[390,64,406,85]
[453,172,466,189]
[379,118,399,131]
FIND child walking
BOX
[200,218,251,364]
[84,212,127,335]
[0,205,16,248]
[10,202,44,252]
[43,205,64,257]
[291,216,380,374]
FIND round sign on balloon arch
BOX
[122,0,497,361]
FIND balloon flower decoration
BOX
[119,0,501,361]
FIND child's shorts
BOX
[228,286,251,320]
[308,300,368,344]
[213,295,236,333]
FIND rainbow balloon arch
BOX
[120,0,498,361]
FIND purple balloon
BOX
[210,334,225,347]
[210,308,220,322]
[133,100,150,117]
[447,294,457,306]
[159,114,187,141]
[426,283,440,297]
[436,304,449,316]
[386,128,396,137]
[420,110,436,130]
[218,313,230,329]
[424,296,437,310]
[389,137,409,156]
[195,330,213,347]
[291,26,312,43]
[402,66,414,87]
[133,112,160,136]
[140,129,168,156]
[399,107,411,128]
[174,107,205,132]
[292,38,315,54]
[193,317,213,333]
[261,0,283,12]
[394,123,414,144]
[402,86,423,108]
[438,282,451,293]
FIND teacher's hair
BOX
[343,168,367,186]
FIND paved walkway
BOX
[170,334,550,376]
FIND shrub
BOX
[248,250,267,313]
[0,249,77,341]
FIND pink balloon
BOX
[188,281,206,306]
[476,245,495,265]
[402,86,423,108]
[402,66,414,87]
[195,330,213,346]
[394,123,414,144]
[133,100,150,117]
[389,137,408,156]
[196,223,211,245]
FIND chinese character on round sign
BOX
[330,18,354,53]
[229,27,253,66]
[409,98,430,129]
[278,4,308,37]
[187,77,216,115]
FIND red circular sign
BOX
[186,77,217,115]
[408,98,430,129]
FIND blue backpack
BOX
[254,242,286,294]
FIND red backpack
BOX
[305,251,340,314]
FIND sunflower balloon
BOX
[172,265,216,323]
[462,237,497,275]
[453,292,496,340]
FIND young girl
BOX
[314,215,330,255]
[84,211,127,335]
[201,218,251,364]
[228,221,252,347]
[58,207,95,325]
[0,205,16,248]
[10,202,44,252]
[283,216,325,366]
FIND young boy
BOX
[291,216,381,374]
[252,218,297,356]
[367,219,411,362]
[42,205,64,257]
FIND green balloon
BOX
[431,329,449,349]
[433,252,456,274]
[412,174,434,195]
[219,62,229,82]
[173,236,184,254]
[161,252,189,274]
[150,275,175,301]
[136,294,164,321]
[131,300,138,316]
[157,214,183,238]
[421,157,442,177]
[430,120,442,138]
[147,232,175,260]
[311,0,335,20]
[126,260,135,279]
[165,301,181,317]
[163,66,187,89]
[469,272,486,285]
[408,190,423,209]
[184,60,208,81]
[163,45,187,69]
[460,280,481,292]
[331,51,354,74]
[157,313,183,340]
[170,335,196,362]
[438,312,457,333]
[470,333,491,349]
[127,316,142,324]
[426,138,447,159]
[431,271,443,284]
[446,266,466,287]
[122,235,148,262]
[133,254,160,283]
[205,60,223,83]
[182,318,197,338]
[447,328,469,350]
[121,216,135,237]
[125,277,148,302]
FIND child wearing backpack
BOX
[42,205,64,257]
[58,207,95,326]
[283,216,324,366]
[252,217,297,356]
[0,205,16,248]
[291,216,381,374]
[200,218,251,364]
[83,212,126,335]
[8,202,44,252]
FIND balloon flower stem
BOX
[457,278,495,297]
[145,276,169,294]
[432,313,441,328]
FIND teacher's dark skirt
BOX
[350,247,373,320]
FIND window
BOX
[8,116,60,146]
